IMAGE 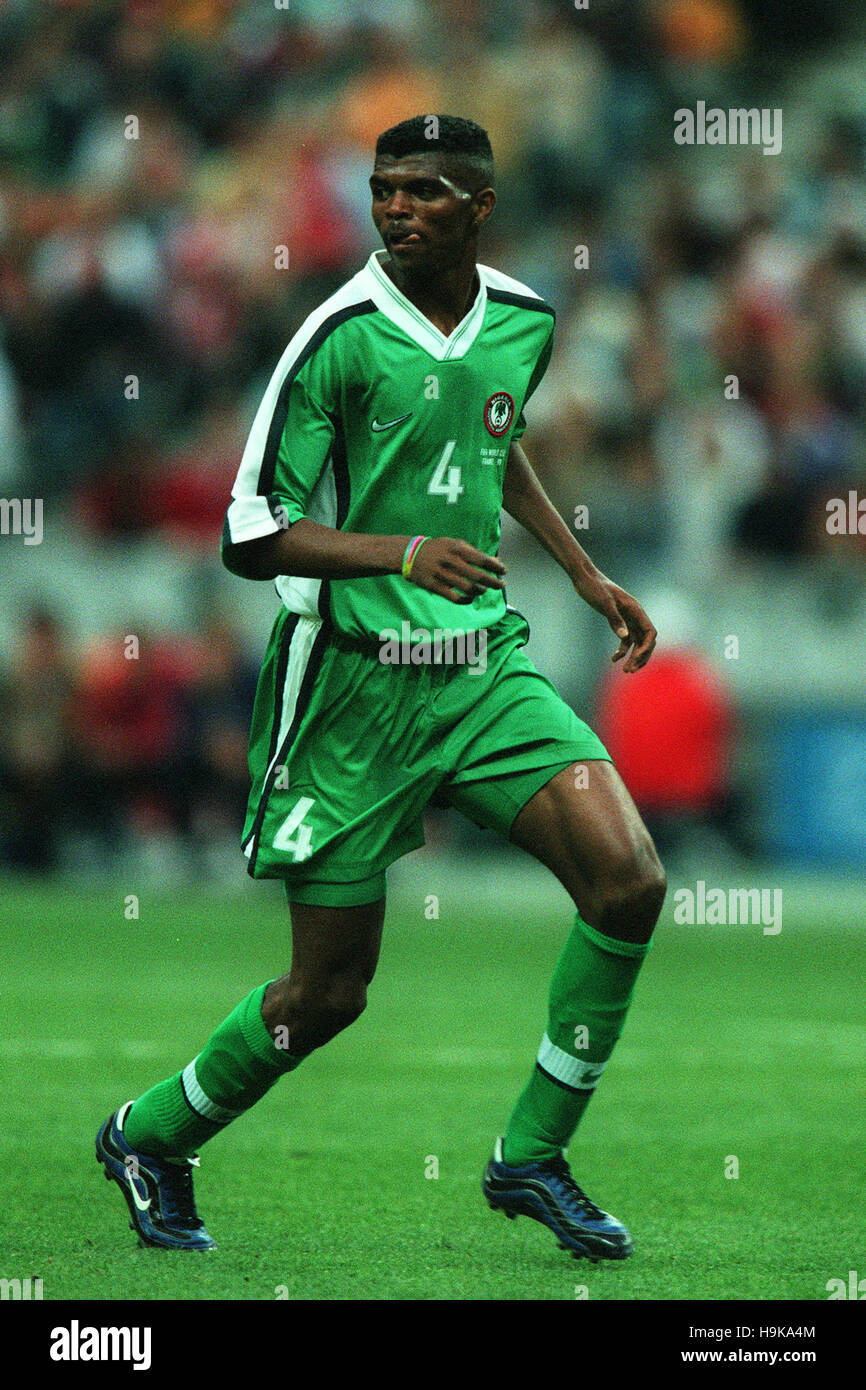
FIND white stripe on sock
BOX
[181,1058,242,1123]
[536,1033,608,1091]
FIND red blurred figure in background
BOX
[70,632,193,852]
[596,594,749,860]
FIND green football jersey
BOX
[223,249,555,641]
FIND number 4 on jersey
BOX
[273,796,315,861]
[427,440,464,504]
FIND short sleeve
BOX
[511,321,555,441]
[223,340,337,547]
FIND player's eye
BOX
[370,180,440,201]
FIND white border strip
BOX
[537,1033,608,1091]
[182,1058,242,1123]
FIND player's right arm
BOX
[224,520,505,604]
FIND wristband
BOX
[402,535,429,580]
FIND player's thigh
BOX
[286,896,386,987]
[510,760,665,912]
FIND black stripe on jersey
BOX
[247,617,332,876]
[316,415,352,623]
[257,300,377,497]
[485,288,556,320]
[267,494,290,526]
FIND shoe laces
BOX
[543,1154,605,1219]
[160,1156,204,1230]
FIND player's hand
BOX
[407,537,506,604]
[573,571,657,672]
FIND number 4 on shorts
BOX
[274,796,315,861]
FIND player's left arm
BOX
[502,439,657,673]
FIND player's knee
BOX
[281,972,368,1053]
[320,974,368,1033]
[591,847,666,943]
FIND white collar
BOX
[362,250,488,361]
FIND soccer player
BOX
[97,116,666,1261]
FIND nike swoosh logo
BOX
[371,413,411,432]
[127,1171,151,1212]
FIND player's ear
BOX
[472,188,496,231]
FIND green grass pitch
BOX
[1,872,862,1300]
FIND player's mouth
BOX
[388,231,424,249]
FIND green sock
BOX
[503,912,651,1166]
[123,983,302,1159]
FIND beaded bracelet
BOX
[401,535,429,580]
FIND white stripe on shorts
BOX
[262,614,323,795]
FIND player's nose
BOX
[385,187,413,216]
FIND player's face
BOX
[370,155,490,271]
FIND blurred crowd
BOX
[0,604,257,874]
[2,0,865,874]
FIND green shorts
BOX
[241,605,610,905]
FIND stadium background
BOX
[0,0,864,1303]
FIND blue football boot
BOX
[96,1102,216,1251]
[483,1136,633,1261]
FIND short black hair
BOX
[374,115,494,192]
